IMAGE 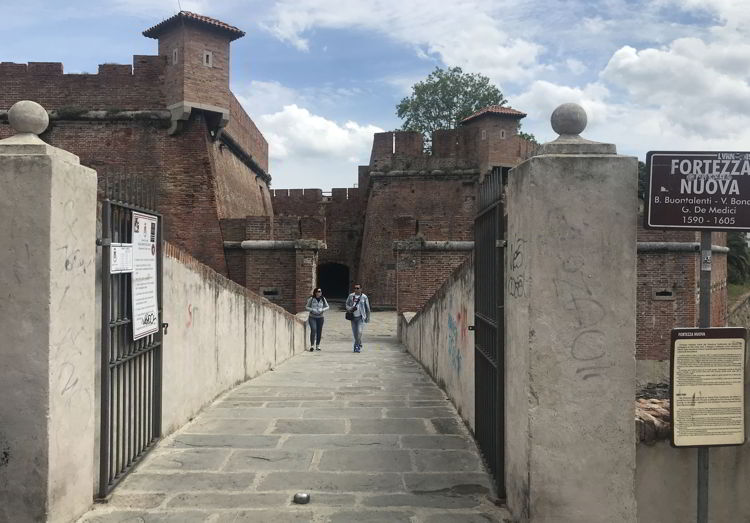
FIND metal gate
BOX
[474,166,507,499]
[98,175,163,498]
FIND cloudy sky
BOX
[4,1,749,189]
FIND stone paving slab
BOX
[184,418,271,434]
[349,418,431,434]
[318,449,413,472]
[118,472,256,492]
[272,419,347,434]
[77,312,509,523]
[168,434,280,449]
[79,511,210,522]
[281,434,401,450]
[401,435,471,450]
[139,449,231,471]
[225,449,313,471]
[257,471,405,492]
[327,510,416,522]
[213,511,316,523]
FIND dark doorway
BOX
[318,263,350,299]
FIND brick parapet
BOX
[395,249,470,313]
[0,57,167,111]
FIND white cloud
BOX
[244,104,382,189]
[601,38,750,138]
[234,80,300,115]
[513,80,611,133]
[566,59,586,75]
[261,0,544,86]
[256,104,382,162]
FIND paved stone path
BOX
[79,310,509,523]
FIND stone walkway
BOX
[79,310,509,523]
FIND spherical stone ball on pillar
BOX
[8,100,49,135]
[550,102,587,137]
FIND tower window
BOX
[481,130,487,140]
[203,50,213,67]
[500,129,506,139]
[172,48,178,65]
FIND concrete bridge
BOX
[78,312,509,523]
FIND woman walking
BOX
[345,283,371,353]
[305,288,329,351]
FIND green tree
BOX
[728,231,750,284]
[397,67,507,140]
[638,160,648,200]
[518,130,538,144]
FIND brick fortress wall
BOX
[221,216,326,312]
[359,130,480,307]
[636,218,727,361]
[272,187,365,292]
[0,58,272,277]
[393,216,472,313]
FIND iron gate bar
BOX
[98,173,163,499]
[474,166,507,500]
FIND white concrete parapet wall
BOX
[398,256,475,429]
[0,101,98,522]
[504,103,638,522]
[159,243,307,435]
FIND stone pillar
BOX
[0,101,97,522]
[295,240,322,313]
[504,103,637,522]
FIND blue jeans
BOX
[309,316,324,345]
[350,317,364,348]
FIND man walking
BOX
[345,283,371,353]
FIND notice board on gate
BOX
[131,211,159,340]
[671,328,747,447]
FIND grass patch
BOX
[728,282,750,308]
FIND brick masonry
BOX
[636,220,727,361]
[0,14,271,278]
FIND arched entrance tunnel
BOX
[318,262,350,299]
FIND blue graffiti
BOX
[447,315,462,373]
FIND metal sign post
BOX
[647,151,750,523]
[697,231,711,523]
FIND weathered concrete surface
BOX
[78,312,509,522]
[159,244,306,435]
[505,147,638,521]
[399,257,475,429]
[635,339,750,523]
[0,118,97,522]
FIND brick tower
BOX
[459,105,534,173]
[143,11,245,134]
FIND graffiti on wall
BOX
[507,234,527,298]
[447,303,469,374]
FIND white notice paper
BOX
[110,243,133,274]
[672,329,746,447]
[131,211,159,340]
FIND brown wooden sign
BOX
[671,327,746,448]
[645,151,750,230]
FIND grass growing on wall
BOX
[728,282,750,309]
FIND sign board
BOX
[645,151,750,230]
[671,327,747,447]
[110,243,133,274]
[131,211,159,340]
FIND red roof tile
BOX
[460,105,527,124]
[143,11,245,41]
